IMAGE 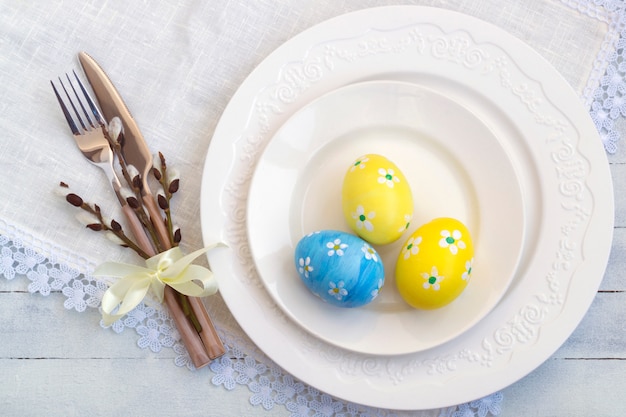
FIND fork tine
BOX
[72,70,106,127]
[58,76,88,132]
[50,80,80,135]
[66,73,95,129]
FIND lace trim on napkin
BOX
[563,0,626,153]
[0,223,502,417]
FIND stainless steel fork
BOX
[51,72,155,256]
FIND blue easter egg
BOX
[294,230,385,308]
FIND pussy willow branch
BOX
[153,152,180,247]
[60,184,150,260]
[152,154,203,333]
[108,133,164,253]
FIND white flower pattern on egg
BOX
[361,243,378,262]
[326,239,347,256]
[462,258,473,281]
[353,205,375,232]
[328,281,348,300]
[350,156,369,171]
[398,213,412,233]
[377,167,400,188]
[370,279,383,300]
[402,236,422,259]
[298,257,313,278]
[439,229,466,255]
[421,266,444,290]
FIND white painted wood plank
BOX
[610,163,626,228]
[0,358,287,417]
[501,358,626,417]
[600,227,626,291]
[0,275,29,292]
[0,291,289,416]
[554,292,626,359]
[0,292,147,359]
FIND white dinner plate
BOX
[200,6,613,410]
[247,80,525,356]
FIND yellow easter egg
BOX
[341,154,413,245]
[395,217,474,309]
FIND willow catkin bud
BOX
[127,164,141,189]
[86,224,103,231]
[108,117,123,143]
[173,228,182,244]
[168,179,180,194]
[157,193,168,210]
[127,164,140,179]
[126,196,141,209]
[110,219,122,232]
[66,193,83,207]
[158,152,167,170]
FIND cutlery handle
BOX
[143,193,172,250]
[121,204,157,257]
[163,286,212,368]
[188,296,226,359]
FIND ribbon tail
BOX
[101,275,152,326]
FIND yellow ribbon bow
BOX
[94,244,223,326]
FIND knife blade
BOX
[77,51,171,251]
[78,52,225,364]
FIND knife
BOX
[78,52,225,364]
[77,52,171,251]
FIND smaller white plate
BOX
[247,81,525,356]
